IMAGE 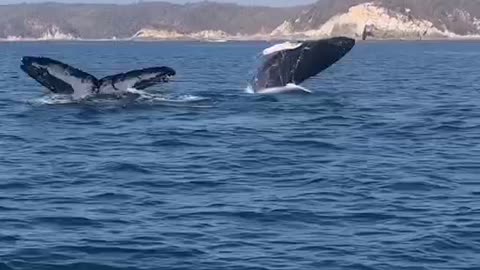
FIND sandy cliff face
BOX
[131,28,230,41]
[1,24,76,41]
[132,29,186,40]
[272,2,457,39]
[38,26,76,40]
[272,0,480,40]
[190,30,229,40]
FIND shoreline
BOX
[3,36,480,43]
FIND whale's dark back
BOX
[252,37,355,91]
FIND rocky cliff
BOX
[272,0,480,40]
[2,1,480,41]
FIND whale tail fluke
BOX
[21,56,98,99]
[98,67,176,94]
[20,56,176,100]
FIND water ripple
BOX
[0,41,479,270]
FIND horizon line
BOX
[0,0,317,8]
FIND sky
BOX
[1,0,318,7]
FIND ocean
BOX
[0,40,479,270]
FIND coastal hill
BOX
[274,0,480,40]
[0,1,303,40]
[1,0,480,41]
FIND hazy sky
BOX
[2,0,317,7]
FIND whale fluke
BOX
[98,67,176,94]
[21,56,97,97]
[21,56,175,99]
[251,37,355,94]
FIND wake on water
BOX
[29,80,309,108]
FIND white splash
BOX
[31,91,209,106]
[31,94,76,105]
[115,87,210,104]
[254,83,312,95]
[245,84,255,94]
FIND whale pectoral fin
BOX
[20,56,98,99]
[99,67,176,92]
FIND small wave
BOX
[150,139,204,147]
[89,192,133,201]
[382,181,450,192]
[0,134,29,143]
[345,212,398,222]
[29,94,77,105]
[127,88,210,104]
[13,262,139,270]
[33,216,100,227]
[431,124,479,132]
[272,139,344,150]
[0,182,31,190]
[0,235,20,242]
[101,162,153,174]
[0,263,14,270]
[0,206,18,211]
[301,115,352,124]
[137,93,209,104]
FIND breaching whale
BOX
[250,37,355,94]
[20,56,176,100]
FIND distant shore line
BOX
[2,37,480,43]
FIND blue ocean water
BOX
[0,40,479,270]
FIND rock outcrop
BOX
[271,0,480,40]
